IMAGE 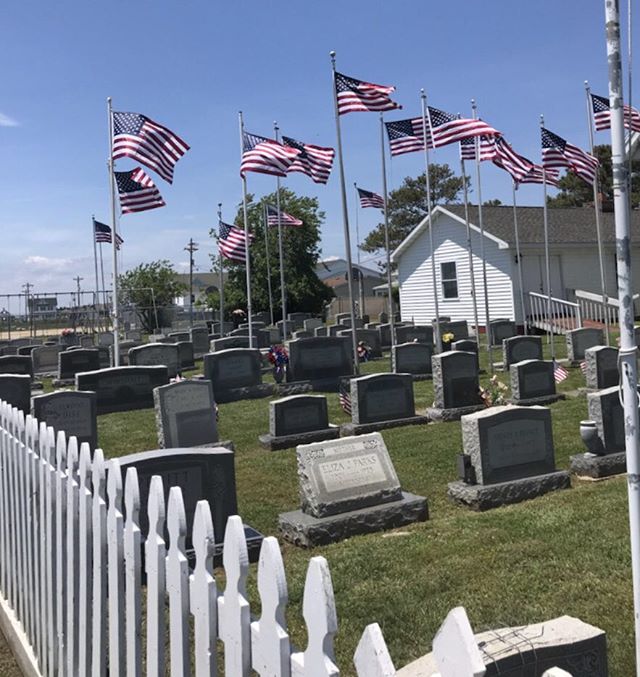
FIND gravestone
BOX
[279,432,428,547]
[378,312,388,323]
[239,322,265,330]
[203,348,272,403]
[566,327,604,364]
[230,328,250,337]
[0,355,33,378]
[275,320,292,339]
[334,312,350,325]
[287,337,353,390]
[427,351,483,421]
[342,373,429,436]
[338,328,382,358]
[56,348,101,384]
[314,326,328,337]
[79,335,95,348]
[452,339,478,353]
[303,318,323,332]
[509,360,562,406]
[118,447,263,565]
[96,346,111,369]
[32,344,63,376]
[252,311,270,324]
[129,343,180,378]
[293,330,312,339]
[176,341,195,369]
[76,366,169,414]
[189,327,210,358]
[124,330,142,342]
[98,332,114,346]
[490,319,517,346]
[585,345,619,390]
[17,344,39,356]
[396,325,434,346]
[365,322,380,330]
[31,390,97,449]
[448,405,570,510]
[210,336,250,352]
[0,375,31,413]
[392,342,434,379]
[377,323,392,348]
[338,317,364,329]
[438,320,469,341]
[502,335,543,371]
[110,340,142,366]
[287,313,307,330]
[59,333,79,348]
[168,331,190,343]
[259,394,340,451]
[153,380,219,448]
[327,324,343,337]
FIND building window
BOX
[441,261,458,299]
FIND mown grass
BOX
[3,334,633,674]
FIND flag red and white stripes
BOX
[541,127,599,186]
[282,136,334,184]
[335,71,401,115]
[553,360,569,383]
[591,93,640,133]
[427,106,500,148]
[240,132,300,178]
[491,137,535,182]
[266,205,303,227]
[339,381,352,414]
[459,135,497,162]
[385,118,431,156]
[356,186,384,210]
[218,221,253,263]
[514,163,560,187]
[114,168,165,214]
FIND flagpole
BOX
[353,183,363,319]
[471,99,493,372]
[605,0,640,668]
[511,181,528,335]
[273,122,288,340]
[263,202,275,326]
[540,114,555,361]
[99,241,107,327]
[330,51,359,375]
[379,115,395,347]
[107,97,120,365]
[217,203,225,335]
[420,90,441,351]
[584,81,611,344]
[238,111,254,349]
[92,216,101,333]
[459,158,481,341]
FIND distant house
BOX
[391,204,640,327]
[174,272,227,307]
[315,257,385,298]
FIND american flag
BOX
[491,137,535,182]
[93,219,123,249]
[385,118,431,156]
[541,127,599,186]
[339,381,352,415]
[266,204,303,227]
[580,360,588,374]
[590,93,640,133]
[282,136,334,184]
[427,106,499,148]
[459,135,497,162]
[515,162,560,187]
[218,221,253,263]
[240,132,300,178]
[553,360,569,383]
[112,112,189,184]
[356,186,385,210]
[335,71,401,115]
[114,168,165,214]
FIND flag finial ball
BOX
[330,50,336,58]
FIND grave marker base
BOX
[278,491,428,547]
[426,404,484,422]
[273,380,313,396]
[570,452,626,479]
[214,383,274,404]
[447,471,570,511]
[340,415,430,437]
[258,425,340,451]
[509,393,565,407]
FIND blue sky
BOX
[0,1,633,300]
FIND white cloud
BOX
[24,255,74,271]
[0,112,19,127]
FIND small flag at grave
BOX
[553,360,569,383]
[339,381,352,415]
[580,360,588,374]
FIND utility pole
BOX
[22,282,33,338]
[73,276,83,332]
[184,238,199,328]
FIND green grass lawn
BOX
[15,335,633,674]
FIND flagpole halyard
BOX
[238,111,254,349]
[459,158,481,340]
[107,97,121,365]
[273,122,288,342]
[330,50,360,375]
[379,115,395,347]
[540,114,555,361]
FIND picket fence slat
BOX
[55,431,67,677]
[65,437,80,677]
[107,458,126,677]
[92,449,108,677]
[123,467,142,677]
[354,624,396,677]
[77,442,93,676]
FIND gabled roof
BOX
[392,204,640,262]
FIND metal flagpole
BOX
[379,115,395,347]
[540,114,555,361]
[584,81,611,344]
[605,0,640,668]
[470,99,493,372]
[92,217,101,332]
[420,90,441,351]
[330,51,359,374]
[263,202,275,326]
[107,97,120,365]
[628,0,634,210]
[217,204,225,335]
[273,122,288,340]
[511,181,528,335]
[353,183,363,319]
[238,111,254,348]
[459,157,481,341]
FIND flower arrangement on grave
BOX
[60,328,76,337]
[267,344,289,383]
[441,332,455,345]
[479,375,509,408]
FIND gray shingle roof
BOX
[443,204,640,245]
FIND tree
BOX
[360,163,468,256]
[547,144,640,208]
[119,260,186,332]
[483,198,502,206]
[211,189,334,319]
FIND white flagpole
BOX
[604,0,640,667]
[91,217,101,332]
[379,116,395,347]
[511,181,528,334]
[99,241,107,323]
[540,114,555,361]
[330,51,360,374]
[353,183,363,318]
[107,97,120,365]
[459,157,481,341]
[263,202,275,326]
[584,81,611,344]
[273,122,288,340]
[471,99,493,372]
[238,111,254,349]
[217,203,225,334]
[420,90,441,351]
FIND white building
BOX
[391,204,640,328]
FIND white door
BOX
[521,254,564,299]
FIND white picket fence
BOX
[0,399,571,677]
